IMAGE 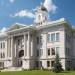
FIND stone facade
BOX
[0,5,75,71]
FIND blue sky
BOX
[0,0,75,29]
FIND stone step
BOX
[1,67,22,72]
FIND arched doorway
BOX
[19,50,24,58]
[18,50,24,67]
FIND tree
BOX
[53,53,63,73]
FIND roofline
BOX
[7,25,36,34]
[6,18,74,33]
[35,18,72,30]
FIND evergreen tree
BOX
[53,53,63,73]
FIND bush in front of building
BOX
[52,53,63,73]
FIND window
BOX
[37,37,39,44]
[40,36,43,44]
[35,61,39,68]
[40,49,43,56]
[56,47,59,54]
[51,48,55,55]
[66,47,70,56]
[2,53,5,58]
[0,62,4,67]
[56,33,60,41]
[26,34,28,40]
[47,48,50,56]
[40,61,42,67]
[3,42,5,49]
[18,39,20,45]
[51,33,55,42]
[1,53,2,58]
[47,34,50,42]
[47,61,50,67]
[0,53,5,58]
[37,49,39,57]
[51,61,54,67]
[1,43,2,49]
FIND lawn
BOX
[0,70,75,75]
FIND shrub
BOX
[52,53,63,73]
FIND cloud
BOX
[11,10,35,18]
[10,0,57,20]
[43,0,57,13]
[0,27,7,36]
[9,0,14,3]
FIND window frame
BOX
[56,33,60,42]
[51,33,55,42]
[47,61,50,67]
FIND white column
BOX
[7,37,11,58]
[5,38,8,58]
[11,37,13,58]
[16,40,18,58]
[28,32,31,58]
[24,34,27,57]
[31,36,33,57]
[7,38,10,58]
[15,42,16,57]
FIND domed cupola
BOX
[40,5,47,12]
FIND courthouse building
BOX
[0,5,75,70]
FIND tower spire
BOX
[34,3,48,26]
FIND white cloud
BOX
[9,0,14,3]
[10,0,57,19]
[43,0,57,13]
[12,10,35,18]
[0,27,7,36]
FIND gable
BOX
[7,23,27,31]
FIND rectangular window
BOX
[0,62,4,67]
[3,42,5,49]
[51,33,55,42]
[37,49,39,57]
[56,33,60,41]
[2,53,5,58]
[47,48,50,56]
[26,34,28,40]
[37,37,39,44]
[40,49,43,56]
[40,61,42,67]
[56,47,59,54]
[47,34,50,42]
[18,39,20,45]
[40,36,43,44]
[51,48,55,55]
[47,61,50,67]
[35,61,39,68]
[1,43,2,49]
[51,61,54,67]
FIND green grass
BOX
[0,70,75,75]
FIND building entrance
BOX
[18,50,24,67]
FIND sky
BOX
[0,0,75,30]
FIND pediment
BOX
[7,23,26,31]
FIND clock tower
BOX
[34,4,48,25]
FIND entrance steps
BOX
[1,67,22,72]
